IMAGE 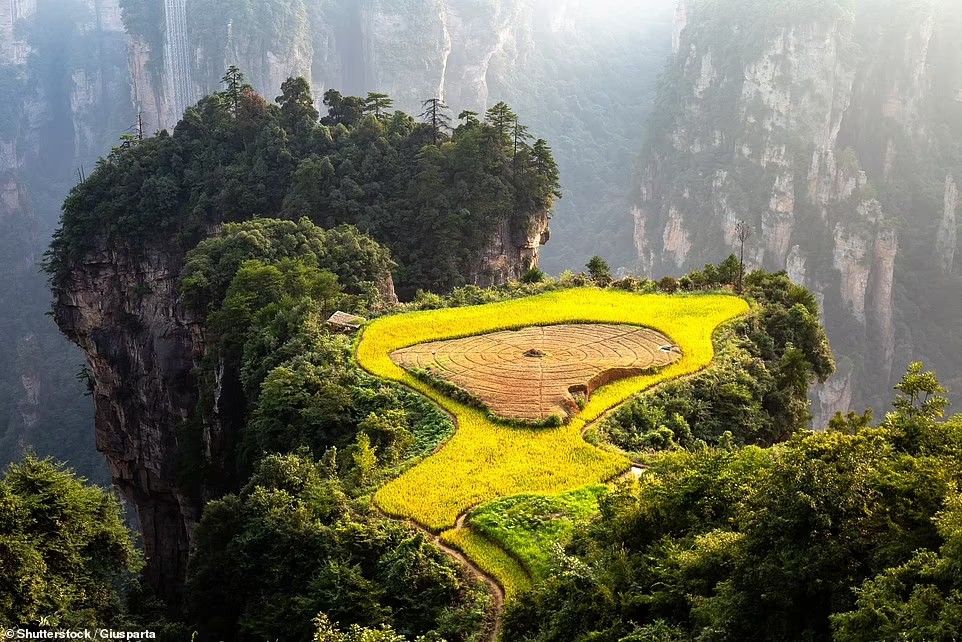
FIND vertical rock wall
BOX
[633,0,962,422]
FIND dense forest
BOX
[14,231,962,641]
[505,362,962,641]
[47,70,560,296]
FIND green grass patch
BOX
[468,485,608,581]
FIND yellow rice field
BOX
[358,288,748,532]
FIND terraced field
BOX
[355,288,749,620]
[392,324,681,421]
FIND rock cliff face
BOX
[0,0,129,479]
[52,244,203,601]
[131,0,561,130]
[472,209,551,287]
[634,0,962,421]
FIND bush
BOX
[521,266,547,283]
[658,276,679,293]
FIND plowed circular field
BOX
[391,324,681,422]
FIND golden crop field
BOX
[356,288,748,594]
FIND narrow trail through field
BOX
[379,507,505,642]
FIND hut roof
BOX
[327,311,364,330]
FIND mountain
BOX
[632,0,962,423]
[0,0,132,481]
[0,0,674,477]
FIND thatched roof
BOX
[327,311,364,330]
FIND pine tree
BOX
[532,138,562,201]
[512,115,532,159]
[363,92,394,120]
[221,65,249,113]
[276,76,319,138]
[321,89,366,127]
[420,97,451,145]
[485,101,516,147]
[457,110,480,126]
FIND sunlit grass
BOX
[468,484,608,582]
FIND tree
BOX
[0,455,140,627]
[828,409,874,434]
[364,93,394,120]
[717,254,741,286]
[658,275,679,293]
[187,453,483,641]
[485,102,516,146]
[521,266,546,283]
[419,98,451,145]
[353,432,378,486]
[360,410,414,464]
[512,116,532,159]
[276,76,319,140]
[531,139,562,201]
[734,220,754,293]
[586,256,611,285]
[832,494,962,642]
[314,615,408,642]
[457,110,479,127]
[322,89,366,127]
[222,65,250,113]
[892,361,949,421]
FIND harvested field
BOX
[392,324,682,421]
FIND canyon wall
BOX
[0,0,131,480]
[634,0,962,422]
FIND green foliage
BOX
[602,263,835,452]
[172,214,449,499]
[832,494,962,641]
[520,266,547,284]
[586,256,612,285]
[46,75,561,296]
[468,485,608,582]
[503,363,962,641]
[657,275,679,294]
[181,217,394,316]
[314,614,426,641]
[187,453,488,641]
[0,455,140,627]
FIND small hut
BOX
[326,311,364,332]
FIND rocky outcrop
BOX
[0,0,35,65]
[939,176,958,274]
[472,209,550,287]
[634,0,961,421]
[126,0,584,127]
[52,245,205,602]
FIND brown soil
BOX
[391,324,681,422]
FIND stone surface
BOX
[632,0,962,424]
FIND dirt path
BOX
[378,508,505,642]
